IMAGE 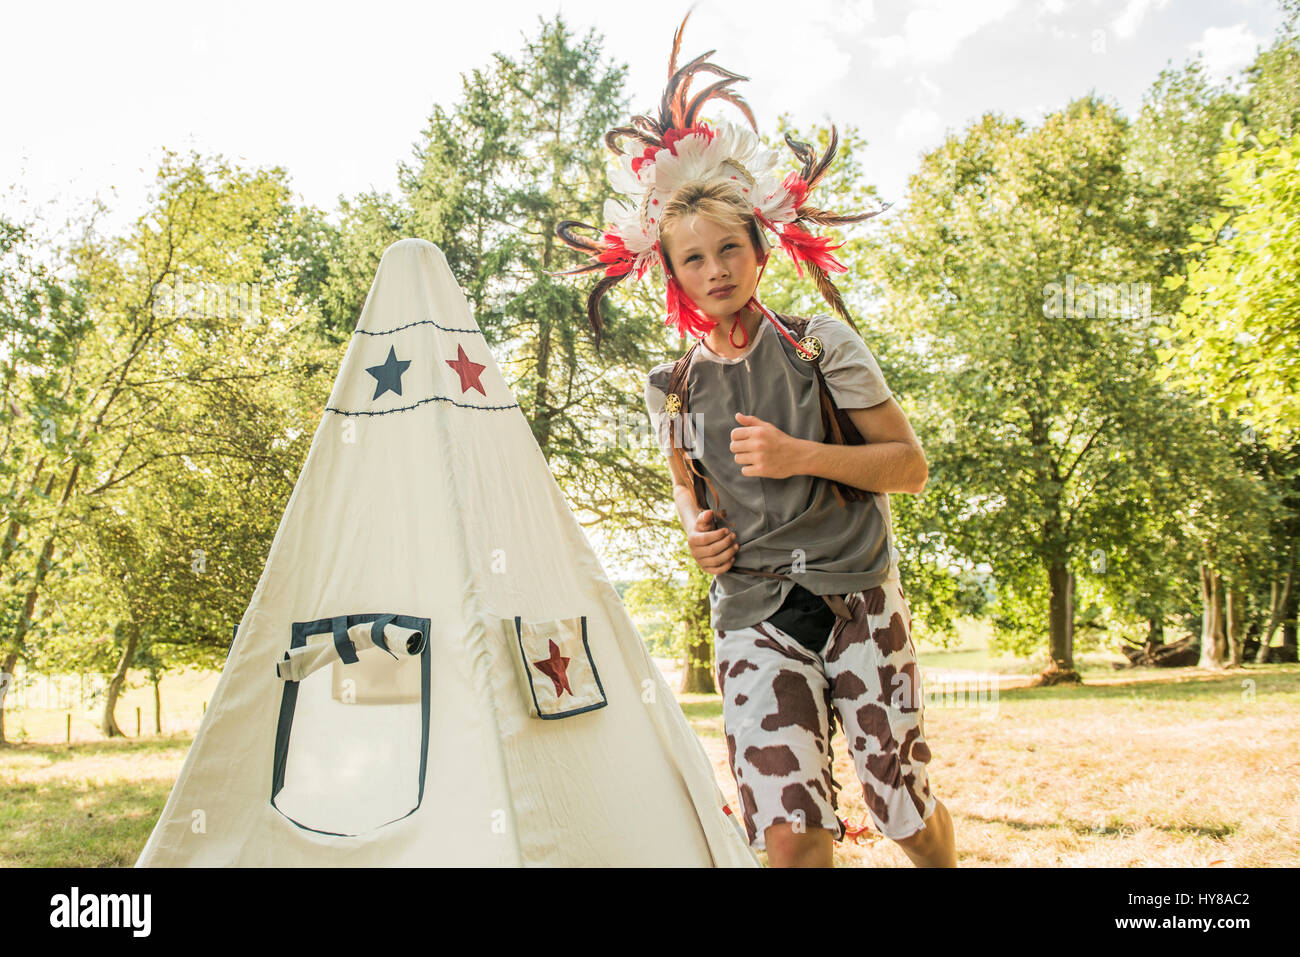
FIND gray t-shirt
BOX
[644,311,901,633]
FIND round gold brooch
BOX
[797,334,823,362]
[664,393,681,416]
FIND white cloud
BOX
[1111,0,1172,41]
[797,0,877,34]
[906,73,944,107]
[866,0,1022,68]
[896,107,944,142]
[689,0,874,112]
[1191,22,1262,81]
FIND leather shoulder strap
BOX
[662,341,718,518]
[667,341,697,396]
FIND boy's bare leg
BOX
[764,822,834,867]
[765,801,955,867]
[892,799,956,867]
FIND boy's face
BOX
[663,214,764,318]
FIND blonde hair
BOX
[657,176,770,275]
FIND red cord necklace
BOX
[701,257,817,360]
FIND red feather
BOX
[634,122,715,173]
[782,171,809,210]
[597,231,635,278]
[665,271,716,339]
[663,122,715,154]
[776,221,847,278]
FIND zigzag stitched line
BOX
[325,394,519,416]
[355,318,482,335]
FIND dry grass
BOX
[3,660,1297,867]
[0,736,190,867]
[680,664,1300,867]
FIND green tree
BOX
[1242,0,1300,138]
[0,150,335,742]
[1157,122,1300,441]
[865,97,1228,680]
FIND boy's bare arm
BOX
[668,451,737,573]
[667,451,700,532]
[730,398,928,494]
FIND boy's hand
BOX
[731,412,804,480]
[687,509,738,575]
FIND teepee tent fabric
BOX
[136,238,759,867]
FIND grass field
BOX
[2,625,1297,867]
[685,664,1300,867]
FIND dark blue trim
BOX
[369,613,398,659]
[325,394,519,416]
[331,616,360,665]
[355,318,481,336]
[224,622,239,666]
[271,611,432,837]
[513,615,608,720]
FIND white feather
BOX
[754,170,799,223]
[607,153,649,198]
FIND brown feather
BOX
[546,262,608,278]
[796,203,892,226]
[806,125,840,191]
[710,90,759,134]
[783,132,816,179]
[586,273,627,345]
[555,219,606,255]
[806,261,861,333]
[605,125,661,157]
[683,77,747,129]
[631,114,665,140]
[617,16,756,165]
[668,9,691,78]
[660,49,718,129]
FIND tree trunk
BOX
[1041,561,1080,683]
[152,669,161,734]
[1198,563,1228,668]
[1,467,79,738]
[1282,578,1298,662]
[679,590,718,694]
[1255,545,1294,663]
[0,651,16,747]
[101,623,139,737]
[1145,615,1164,655]
[680,628,716,694]
[1225,583,1244,667]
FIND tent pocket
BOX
[506,614,607,719]
[271,612,431,836]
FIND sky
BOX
[1,0,1290,579]
[1,0,1289,247]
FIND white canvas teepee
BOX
[136,238,759,867]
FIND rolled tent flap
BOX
[276,616,426,682]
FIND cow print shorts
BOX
[715,572,936,851]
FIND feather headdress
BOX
[553,11,889,348]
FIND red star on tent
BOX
[445,343,487,396]
[531,639,573,698]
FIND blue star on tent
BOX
[365,345,412,400]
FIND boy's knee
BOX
[765,821,831,866]
[892,824,931,849]
[893,800,948,849]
